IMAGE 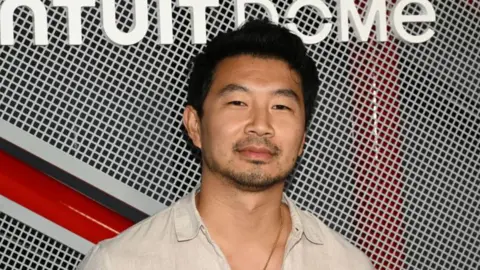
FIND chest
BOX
[114,238,332,270]
[173,235,331,270]
[226,245,285,270]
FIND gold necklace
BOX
[262,208,284,270]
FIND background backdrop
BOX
[0,0,478,269]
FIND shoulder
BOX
[296,207,374,270]
[102,203,176,250]
[76,197,184,269]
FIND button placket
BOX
[200,225,231,270]
[281,228,302,270]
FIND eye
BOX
[272,104,291,111]
[228,101,246,106]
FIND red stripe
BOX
[0,149,133,244]
[351,1,405,269]
[467,0,478,9]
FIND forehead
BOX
[209,55,303,97]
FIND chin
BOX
[230,177,285,193]
[224,167,287,190]
[245,159,268,165]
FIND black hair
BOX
[186,19,320,128]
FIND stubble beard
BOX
[204,153,296,193]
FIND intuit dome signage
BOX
[0,0,436,46]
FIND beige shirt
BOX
[77,191,373,270]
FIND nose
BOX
[244,106,274,137]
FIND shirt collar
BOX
[282,194,324,245]
[173,189,202,242]
[173,187,324,245]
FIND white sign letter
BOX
[52,0,95,45]
[101,0,149,45]
[391,0,435,43]
[177,0,219,44]
[157,0,173,44]
[235,0,279,26]
[338,0,387,42]
[285,0,333,44]
[0,0,48,45]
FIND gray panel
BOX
[399,2,479,269]
[0,213,85,270]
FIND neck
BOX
[196,171,286,242]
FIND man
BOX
[77,19,374,270]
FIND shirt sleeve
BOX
[330,230,375,270]
[356,252,375,270]
[76,244,112,270]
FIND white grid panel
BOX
[0,213,84,270]
[0,0,478,269]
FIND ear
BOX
[183,105,202,149]
[297,132,306,156]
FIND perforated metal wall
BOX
[0,213,84,270]
[0,0,478,269]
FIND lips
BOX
[239,146,273,154]
[237,145,275,161]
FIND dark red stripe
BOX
[351,1,405,269]
[0,149,133,244]
[467,0,478,10]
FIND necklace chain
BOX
[262,208,284,270]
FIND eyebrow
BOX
[217,84,249,96]
[218,83,301,104]
[274,88,301,104]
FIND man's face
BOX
[185,55,306,192]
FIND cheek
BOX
[201,115,242,154]
[276,125,304,155]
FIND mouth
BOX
[237,145,275,161]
